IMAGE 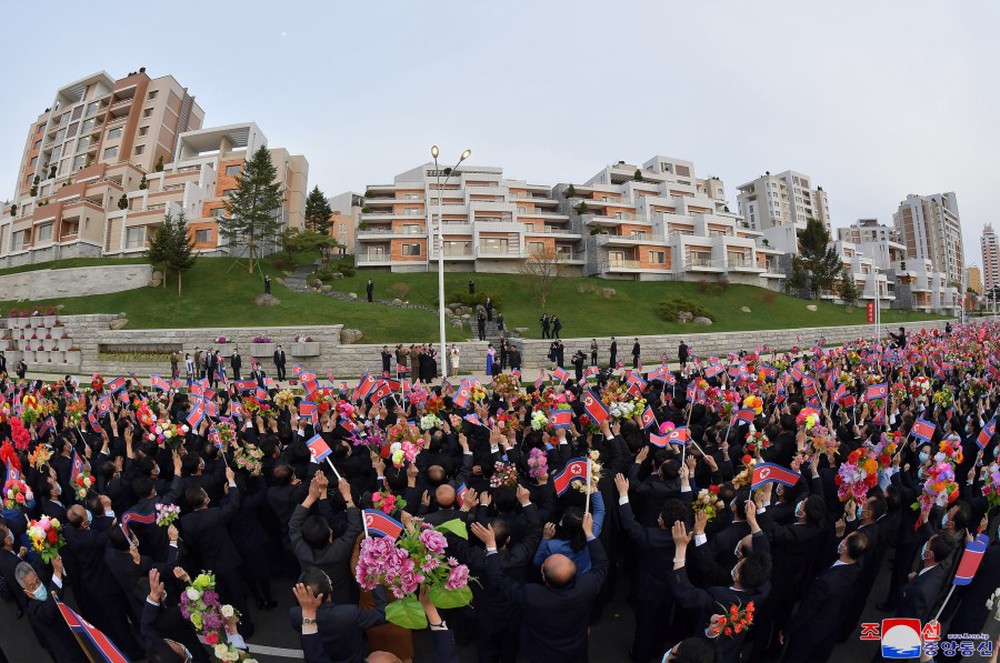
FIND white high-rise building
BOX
[736,170,831,253]
[893,193,964,288]
[981,224,999,292]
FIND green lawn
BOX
[0,257,947,342]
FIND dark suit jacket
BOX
[274,351,286,367]
[64,516,119,598]
[0,548,28,610]
[488,537,609,663]
[947,544,1000,634]
[289,592,388,663]
[179,489,242,573]
[619,500,675,602]
[465,503,542,619]
[783,562,861,662]
[25,590,88,662]
[898,564,948,621]
[289,505,363,605]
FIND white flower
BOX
[181,424,190,433]
[213,644,229,659]
[220,604,235,618]
[154,425,163,435]
[163,430,172,439]
[186,587,202,601]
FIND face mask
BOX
[733,542,743,559]
[941,514,950,528]
[838,541,846,557]
[918,452,929,463]
[83,509,93,525]
[857,505,864,520]
[994,447,998,459]
[32,585,48,601]
[920,541,929,560]
[731,565,739,583]
[795,503,804,519]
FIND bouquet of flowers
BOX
[530,410,549,431]
[233,444,264,476]
[390,441,420,469]
[527,447,548,480]
[469,381,488,403]
[968,377,990,400]
[980,462,1000,511]
[350,423,387,456]
[3,477,33,512]
[373,487,407,516]
[424,394,444,415]
[355,521,472,630]
[795,409,820,431]
[27,516,64,563]
[835,448,878,503]
[575,450,602,495]
[809,424,839,461]
[408,383,429,410]
[935,436,964,465]
[489,461,519,489]
[155,503,181,528]
[147,418,190,452]
[215,420,237,448]
[10,417,30,452]
[419,414,444,432]
[693,485,725,521]
[91,374,105,393]
[73,468,95,500]
[933,385,954,410]
[179,572,245,657]
[65,400,86,428]
[388,422,421,445]
[491,372,521,399]
[20,395,40,425]
[891,382,909,404]
[910,376,932,401]
[742,395,763,416]
[744,431,770,456]
[494,408,522,437]
[732,456,756,489]
[601,380,636,420]
[28,445,52,471]
[709,601,755,638]
[578,413,601,437]
[274,389,295,409]
[914,461,959,522]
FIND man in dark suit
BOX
[366,279,374,302]
[231,347,242,381]
[0,523,30,616]
[896,533,954,622]
[380,345,392,374]
[485,511,609,663]
[180,466,254,636]
[0,350,6,375]
[289,474,363,605]
[781,531,867,663]
[16,557,89,663]
[678,340,689,369]
[944,538,1000,644]
[609,337,618,368]
[290,566,387,662]
[273,345,287,380]
[631,338,641,368]
[64,498,145,659]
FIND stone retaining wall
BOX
[21,315,948,379]
[0,264,152,299]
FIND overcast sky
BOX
[3,1,997,265]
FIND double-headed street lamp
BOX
[431,145,471,381]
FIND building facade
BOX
[329,191,362,257]
[736,170,831,254]
[967,266,983,295]
[893,193,964,288]
[981,223,999,292]
[0,72,306,265]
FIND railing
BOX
[599,259,643,270]
[356,253,392,264]
[687,258,724,269]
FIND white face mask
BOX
[731,564,740,583]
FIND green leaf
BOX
[434,518,469,540]
[429,584,473,609]
[384,594,427,630]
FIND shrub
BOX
[657,298,714,323]
[389,283,410,299]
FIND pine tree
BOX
[792,218,842,300]
[145,220,171,289]
[219,146,283,273]
[304,186,333,234]
[164,210,197,295]
[838,268,861,309]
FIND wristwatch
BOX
[303,617,317,625]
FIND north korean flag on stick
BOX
[751,462,801,491]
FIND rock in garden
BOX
[332,272,344,279]
[602,288,617,298]
[150,271,163,287]
[693,316,713,325]
[740,306,752,313]
[806,304,818,311]
[254,294,281,307]
[320,285,333,293]
[108,318,129,330]
[340,328,364,344]
[451,319,464,329]
[348,292,358,300]
[392,298,403,306]
[676,311,694,323]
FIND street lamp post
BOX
[431,145,471,382]
[874,269,881,342]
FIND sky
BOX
[2,1,997,265]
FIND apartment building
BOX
[893,193,964,288]
[556,157,784,287]
[329,192,363,256]
[981,223,999,292]
[0,70,306,264]
[967,266,983,294]
[736,170,831,254]
[354,163,581,274]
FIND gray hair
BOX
[14,562,35,588]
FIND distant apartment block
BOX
[736,170,831,254]
[0,71,306,264]
[329,192,363,256]
[981,223,999,292]
[893,193,964,288]
[967,266,983,294]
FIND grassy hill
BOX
[0,257,946,342]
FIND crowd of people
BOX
[2,321,1000,663]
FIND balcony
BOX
[356,252,394,266]
[727,258,765,272]
[599,259,646,272]
[476,244,521,258]
[595,233,667,246]
[686,258,725,271]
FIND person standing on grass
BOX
[469,279,476,294]
[366,279,374,302]
[540,313,550,339]
[552,315,562,339]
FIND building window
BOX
[649,251,665,264]
[405,208,422,216]
[107,127,123,140]
[103,146,118,159]
[339,224,346,232]
[527,241,545,255]
[125,227,144,249]
[33,139,41,150]
[402,224,422,234]
[222,189,236,197]
[29,156,37,166]
[210,209,226,220]
[36,225,53,243]
[11,230,27,251]
[195,229,212,243]
[138,126,149,137]
[402,243,421,256]
[225,165,241,177]
[142,108,154,118]
[148,90,158,100]
[134,145,145,156]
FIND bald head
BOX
[541,553,576,588]
[367,652,403,663]
[435,484,456,509]
[67,505,89,529]
[428,465,446,485]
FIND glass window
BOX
[125,227,144,249]
[29,156,37,166]
[148,90,158,100]
[402,243,421,256]
[103,146,118,160]
[138,126,149,137]
[134,145,145,156]
[223,189,236,197]
[10,230,27,251]
[107,127,122,140]
[225,165,241,177]
[36,225,53,242]
[142,108,154,118]
[527,241,545,255]
[195,229,212,243]
[33,139,41,150]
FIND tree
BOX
[792,218,842,299]
[518,248,562,309]
[138,174,148,190]
[163,211,197,295]
[117,194,129,210]
[838,268,861,309]
[304,186,333,234]
[219,146,283,274]
[280,227,339,265]
[145,220,171,289]
[155,156,164,172]
[563,184,577,199]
